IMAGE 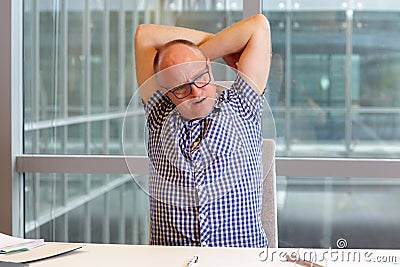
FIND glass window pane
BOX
[24,173,149,244]
[288,111,345,155]
[263,1,400,158]
[278,176,400,248]
[23,0,144,155]
[23,0,243,155]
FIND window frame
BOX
[0,0,24,236]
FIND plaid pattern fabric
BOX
[144,75,268,247]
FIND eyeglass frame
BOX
[164,64,212,99]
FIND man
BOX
[134,14,271,247]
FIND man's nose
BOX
[190,84,202,97]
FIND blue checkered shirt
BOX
[144,75,268,247]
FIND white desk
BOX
[14,244,400,267]
[29,244,272,267]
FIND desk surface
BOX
[25,244,400,267]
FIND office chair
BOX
[261,139,278,248]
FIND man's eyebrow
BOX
[189,65,208,80]
[156,63,208,89]
[173,67,206,84]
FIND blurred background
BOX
[22,0,400,248]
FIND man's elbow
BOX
[248,14,270,46]
[253,14,270,34]
[134,24,146,45]
[135,24,155,47]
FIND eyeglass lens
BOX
[172,71,211,99]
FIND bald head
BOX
[153,39,206,73]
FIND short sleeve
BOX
[143,90,174,132]
[223,75,265,121]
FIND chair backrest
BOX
[261,139,278,248]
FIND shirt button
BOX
[201,242,208,247]
[197,184,204,191]
[199,213,206,219]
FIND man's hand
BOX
[223,51,242,70]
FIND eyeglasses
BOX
[168,66,211,99]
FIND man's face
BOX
[157,61,217,120]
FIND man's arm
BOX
[199,14,271,95]
[134,24,213,102]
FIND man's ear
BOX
[164,91,173,99]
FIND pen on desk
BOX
[187,255,198,267]
[0,247,29,255]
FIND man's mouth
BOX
[193,97,206,104]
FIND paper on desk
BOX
[0,233,44,252]
[0,243,82,264]
[0,262,27,267]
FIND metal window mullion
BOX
[49,12,61,235]
[103,0,110,154]
[131,0,138,103]
[84,0,92,243]
[118,0,126,156]
[131,0,140,152]
[154,0,161,24]
[25,110,144,131]
[61,0,69,152]
[138,188,148,244]
[119,184,126,243]
[345,6,354,154]
[144,1,151,24]
[84,177,91,243]
[118,0,126,113]
[321,178,333,247]
[132,183,138,244]
[132,0,139,34]
[61,0,69,242]
[61,174,68,241]
[17,155,400,179]
[284,11,292,154]
[33,0,41,238]
[0,0,11,236]
[117,0,127,244]
[84,0,92,153]
[33,174,40,238]
[16,155,400,178]
[102,0,111,244]
[243,0,261,18]
[103,191,110,243]
[33,0,40,150]
[357,108,400,113]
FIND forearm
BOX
[200,14,271,94]
[135,24,213,52]
[134,24,213,88]
[200,14,270,61]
